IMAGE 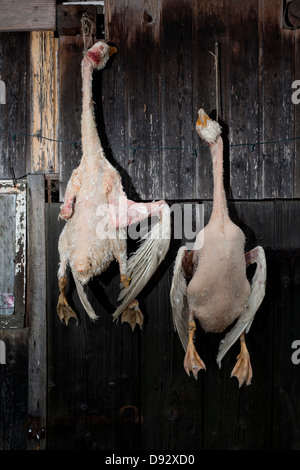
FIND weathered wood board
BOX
[0,0,56,32]
[0,329,28,450]
[102,0,299,201]
[0,32,28,179]
[26,175,47,450]
[58,36,84,200]
[29,31,58,174]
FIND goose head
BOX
[196,108,222,144]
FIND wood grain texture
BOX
[194,0,228,200]
[57,4,97,37]
[261,0,294,198]
[58,36,84,200]
[26,175,47,450]
[0,32,28,179]
[0,329,28,450]
[294,28,300,197]
[123,0,162,200]
[272,203,300,448]
[29,31,58,173]
[104,0,299,201]
[103,0,137,199]
[228,0,261,199]
[0,0,56,32]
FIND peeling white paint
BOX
[0,340,6,364]
[0,180,26,306]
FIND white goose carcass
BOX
[57,41,171,330]
[170,109,266,386]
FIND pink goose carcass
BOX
[57,41,171,330]
[170,109,266,386]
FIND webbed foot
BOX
[57,295,78,325]
[183,320,206,379]
[184,344,206,379]
[57,277,78,325]
[231,332,253,387]
[121,299,143,331]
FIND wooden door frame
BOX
[27,174,47,450]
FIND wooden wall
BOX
[47,0,300,451]
[1,0,300,451]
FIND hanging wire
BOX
[0,128,299,150]
[0,127,299,177]
[209,42,219,121]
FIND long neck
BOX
[81,57,106,166]
[210,137,228,221]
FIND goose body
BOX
[170,109,266,386]
[57,41,171,330]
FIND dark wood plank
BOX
[58,36,84,201]
[140,249,204,450]
[103,0,141,198]
[271,201,300,448]
[271,255,300,449]
[194,0,228,199]
[26,175,47,450]
[274,200,300,250]
[0,329,28,450]
[57,5,97,37]
[160,0,196,200]
[0,0,56,32]
[294,28,300,197]
[261,0,294,198]
[227,0,261,199]
[0,32,28,179]
[140,202,207,449]
[120,0,162,200]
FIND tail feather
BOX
[170,246,189,351]
[74,276,98,321]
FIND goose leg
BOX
[183,318,206,379]
[231,332,253,387]
[57,276,78,325]
[110,235,143,331]
[111,200,170,330]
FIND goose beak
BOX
[109,46,117,57]
[196,109,211,128]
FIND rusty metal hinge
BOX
[27,416,46,449]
